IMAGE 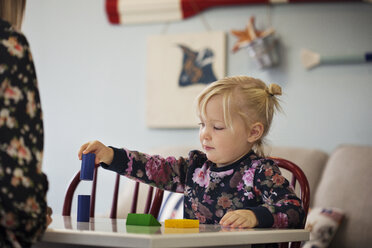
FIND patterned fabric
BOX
[102,147,305,228]
[302,207,344,248]
[0,19,48,248]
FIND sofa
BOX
[116,144,372,248]
[265,144,372,248]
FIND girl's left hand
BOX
[219,210,258,228]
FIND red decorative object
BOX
[106,0,367,25]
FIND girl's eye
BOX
[198,122,205,128]
[214,126,224,130]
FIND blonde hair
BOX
[197,76,282,156]
[0,0,26,30]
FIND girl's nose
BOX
[200,126,211,140]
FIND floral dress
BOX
[102,147,305,228]
[0,19,48,248]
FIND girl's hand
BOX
[78,140,114,165]
[219,210,258,228]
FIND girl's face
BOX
[199,95,253,167]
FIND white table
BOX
[34,216,309,248]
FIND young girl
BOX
[78,76,305,229]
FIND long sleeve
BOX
[0,20,48,248]
[101,147,189,193]
[249,159,305,228]
[103,148,305,227]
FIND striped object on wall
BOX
[106,0,370,25]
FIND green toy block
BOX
[126,213,161,226]
[126,225,161,234]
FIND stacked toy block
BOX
[77,153,95,222]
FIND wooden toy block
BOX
[80,153,95,180]
[126,213,161,226]
[163,227,199,234]
[164,219,199,228]
[77,195,90,222]
[126,225,161,234]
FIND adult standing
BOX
[0,0,49,247]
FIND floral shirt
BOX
[0,19,48,248]
[102,147,305,228]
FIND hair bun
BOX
[268,83,282,96]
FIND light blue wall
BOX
[23,0,372,214]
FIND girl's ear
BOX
[247,122,264,143]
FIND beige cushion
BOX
[265,146,328,207]
[313,144,372,248]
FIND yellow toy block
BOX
[164,227,199,234]
[164,219,199,228]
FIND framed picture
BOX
[146,31,226,128]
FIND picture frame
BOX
[146,31,226,128]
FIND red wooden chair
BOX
[271,157,310,248]
[62,164,164,219]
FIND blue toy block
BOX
[77,195,90,222]
[80,153,95,180]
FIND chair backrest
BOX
[271,157,310,248]
[62,164,164,219]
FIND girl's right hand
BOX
[78,140,114,165]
